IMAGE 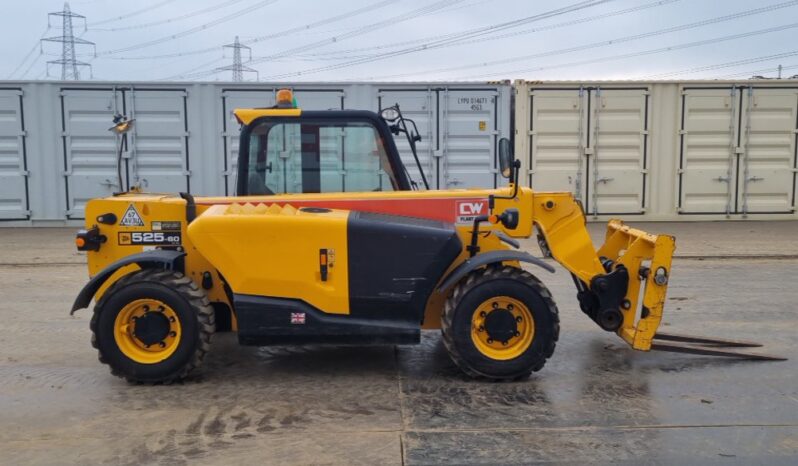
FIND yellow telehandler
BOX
[71,89,782,383]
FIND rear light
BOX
[76,226,106,252]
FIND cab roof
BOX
[233,108,302,125]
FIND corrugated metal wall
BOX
[514,80,798,221]
[1,79,795,225]
[0,81,511,225]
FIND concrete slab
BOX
[0,227,796,464]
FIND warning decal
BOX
[119,204,145,227]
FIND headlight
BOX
[380,107,399,122]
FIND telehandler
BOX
[71,89,782,383]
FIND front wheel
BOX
[90,269,215,383]
[441,265,559,381]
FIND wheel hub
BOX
[470,296,535,360]
[483,308,517,344]
[114,298,182,364]
[133,311,171,346]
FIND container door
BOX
[440,89,499,189]
[738,87,798,214]
[126,89,189,194]
[528,89,587,197]
[378,89,436,189]
[587,89,648,215]
[62,89,123,219]
[679,87,741,214]
[0,89,29,219]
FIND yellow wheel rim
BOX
[113,299,182,364]
[470,296,534,361]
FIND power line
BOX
[299,0,679,61]
[84,0,395,61]
[643,50,798,79]
[88,0,178,26]
[94,0,278,57]
[89,0,247,32]
[362,0,798,80]
[168,0,466,80]
[448,22,798,80]
[7,28,50,79]
[41,3,95,80]
[720,63,798,79]
[258,0,616,80]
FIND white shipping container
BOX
[0,80,512,224]
[515,80,798,221]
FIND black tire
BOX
[90,269,215,383]
[441,265,559,381]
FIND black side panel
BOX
[347,211,463,323]
[235,295,420,345]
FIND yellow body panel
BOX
[187,203,350,314]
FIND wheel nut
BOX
[479,311,487,317]
[507,304,514,311]
[516,316,523,322]
[514,331,520,337]
[169,316,176,322]
[502,340,508,346]
[169,331,177,337]
[142,305,149,312]
[478,326,485,332]
[492,302,499,309]
[157,306,165,312]
[159,341,166,348]
[487,338,494,344]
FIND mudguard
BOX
[436,250,555,293]
[70,250,186,314]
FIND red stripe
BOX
[196,197,487,223]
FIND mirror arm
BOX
[489,160,521,211]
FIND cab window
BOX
[245,120,398,195]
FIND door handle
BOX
[713,176,730,183]
[597,177,614,184]
[747,176,764,182]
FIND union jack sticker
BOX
[290,312,306,325]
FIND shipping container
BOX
[0,80,511,225]
[1,79,796,226]
[514,80,798,221]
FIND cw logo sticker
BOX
[455,200,488,224]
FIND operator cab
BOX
[234,89,420,196]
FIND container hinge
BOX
[63,169,72,176]
[640,168,649,174]
[19,169,30,176]
[223,170,236,176]
[678,130,688,135]
[677,168,685,174]
[584,147,594,156]
[433,150,443,158]
[641,130,649,135]
[734,146,745,154]
[19,130,27,137]
[183,170,192,176]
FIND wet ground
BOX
[1,223,797,464]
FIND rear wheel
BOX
[441,265,559,381]
[91,269,215,383]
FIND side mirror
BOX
[498,138,513,179]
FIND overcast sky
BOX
[3,0,797,82]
